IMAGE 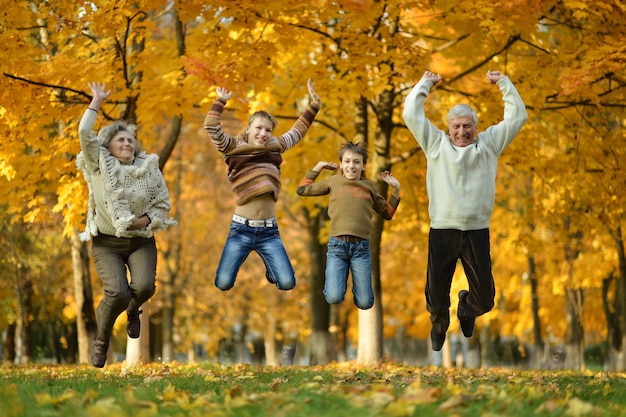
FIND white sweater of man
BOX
[402,76,528,230]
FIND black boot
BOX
[126,309,143,339]
[92,338,109,368]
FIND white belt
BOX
[232,214,276,228]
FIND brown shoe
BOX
[92,338,109,368]
[126,309,142,339]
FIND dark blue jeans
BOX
[325,237,374,310]
[91,234,157,340]
[215,221,296,291]
[426,228,495,334]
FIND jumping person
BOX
[204,80,321,291]
[77,82,176,367]
[402,70,528,351]
[296,141,401,309]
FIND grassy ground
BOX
[1,362,626,416]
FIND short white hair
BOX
[446,104,477,127]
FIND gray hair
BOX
[446,104,478,127]
[97,121,142,156]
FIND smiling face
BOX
[448,116,477,147]
[339,149,365,180]
[109,131,136,162]
[246,115,275,147]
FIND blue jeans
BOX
[215,221,296,291]
[325,237,374,310]
[91,234,157,340]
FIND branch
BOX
[3,73,89,99]
[390,146,421,165]
[2,73,119,120]
[273,114,345,141]
[431,33,470,53]
[439,35,522,86]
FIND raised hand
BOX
[87,82,111,100]
[313,161,338,172]
[423,71,442,85]
[307,78,321,107]
[381,170,400,190]
[87,82,111,111]
[217,87,232,100]
[486,70,505,84]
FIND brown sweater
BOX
[297,170,400,240]
[204,97,320,205]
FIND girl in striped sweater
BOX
[204,79,321,291]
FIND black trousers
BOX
[426,228,495,334]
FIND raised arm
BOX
[278,79,322,151]
[402,71,446,153]
[296,160,334,197]
[381,170,401,199]
[203,87,237,153]
[483,70,528,153]
[78,82,111,164]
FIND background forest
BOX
[0,0,625,371]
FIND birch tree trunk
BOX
[70,230,97,364]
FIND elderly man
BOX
[402,70,528,351]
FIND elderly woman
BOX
[77,82,176,368]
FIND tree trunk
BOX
[602,272,618,370]
[126,302,151,365]
[356,87,395,365]
[3,323,16,364]
[613,227,626,370]
[161,284,175,363]
[564,287,585,370]
[71,230,97,364]
[357,215,385,364]
[305,207,336,365]
[264,299,278,366]
[528,255,543,368]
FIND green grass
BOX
[1,362,626,416]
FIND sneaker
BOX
[92,338,109,368]
[458,290,476,338]
[430,328,446,351]
[126,309,142,339]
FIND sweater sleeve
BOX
[480,77,528,154]
[203,97,237,153]
[373,192,400,221]
[277,102,320,152]
[144,176,175,232]
[78,109,101,170]
[296,169,331,196]
[402,78,446,154]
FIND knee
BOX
[276,279,296,291]
[135,284,156,303]
[215,276,234,291]
[103,287,132,311]
[324,294,344,305]
[478,299,495,315]
[356,299,374,310]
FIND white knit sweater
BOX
[77,109,176,241]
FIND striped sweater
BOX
[204,97,320,205]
